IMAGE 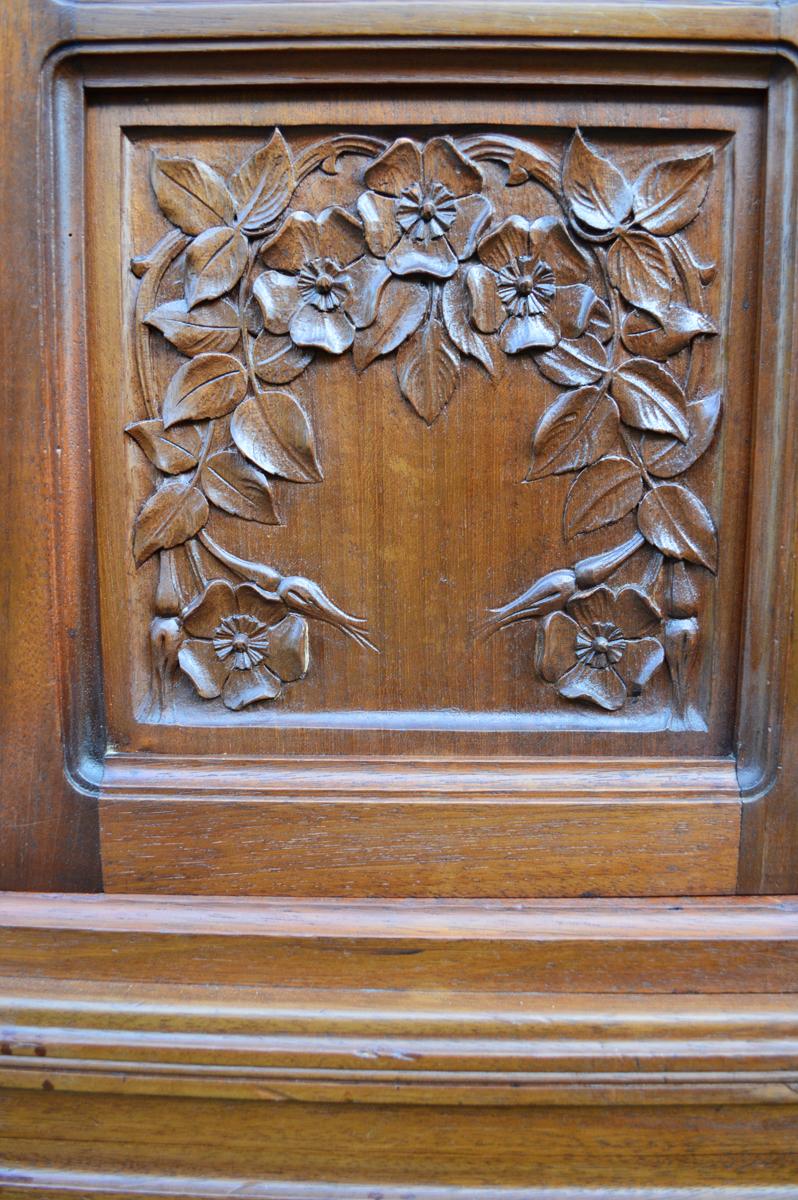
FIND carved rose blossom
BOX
[357,137,491,279]
[254,207,391,355]
[466,215,596,354]
[536,584,664,711]
[178,579,309,710]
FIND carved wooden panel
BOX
[27,40,792,894]
[126,126,722,727]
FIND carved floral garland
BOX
[129,128,719,717]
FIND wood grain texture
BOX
[3,893,797,992]
[99,796,740,896]
[5,0,798,893]
[1,893,798,1192]
[0,0,101,890]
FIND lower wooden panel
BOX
[99,757,741,895]
[1,895,798,1194]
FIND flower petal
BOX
[552,284,599,340]
[612,584,662,638]
[445,194,492,260]
[531,216,592,285]
[477,216,532,270]
[178,637,228,699]
[289,304,354,354]
[260,211,321,272]
[253,270,301,335]
[466,265,505,334]
[421,137,483,198]
[317,206,367,265]
[182,579,236,638]
[233,582,286,627]
[535,611,580,682]
[356,192,401,258]
[266,613,310,682]
[386,232,458,279]
[222,662,283,710]
[619,636,664,696]
[343,258,392,328]
[501,314,559,354]
[364,138,423,197]
[567,585,615,631]
[558,662,627,710]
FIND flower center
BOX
[396,180,457,242]
[298,257,348,311]
[213,614,270,671]
[496,255,557,317]
[575,622,626,670]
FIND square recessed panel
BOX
[85,86,758,759]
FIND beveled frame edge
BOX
[38,31,798,893]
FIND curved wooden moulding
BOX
[2,894,798,1194]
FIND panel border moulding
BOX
[24,8,798,893]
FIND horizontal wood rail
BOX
[2,894,798,1191]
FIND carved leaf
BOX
[640,391,722,478]
[252,331,314,384]
[162,353,248,428]
[395,318,460,424]
[125,419,202,474]
[231,131,295,236]
[536,334,608,387]
[133,476,209,565]
[563,456,643,537]
[352,279,428,372]
[621,304,716,360]
[607,231,672,314]
[231,389,322,483]
[200,449,279,524]
[527,386,620,479]
[611,359,689,440]
[637,483,718,570]
[562,130,632,232]
[633,151,713,236]
[185,226,248,308]
[144,298,240,356]
[150,154,234,235]
[441,274,499,375]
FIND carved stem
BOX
[293,135,388,184]
[131,230,190,419]
[198,530,283,593]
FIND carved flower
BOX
[178,579,309,710]
[254,207,391,355]
[536,584,664,711]
[357,137,491,279]
[467,215,596,354]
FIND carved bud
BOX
[524,568,578,616]
[149,616,184,717]
[666,560,699,618]
[155,549,183,617]
[574,531,646,589]
[664,616,700,721]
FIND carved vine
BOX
[129,127,719,716]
